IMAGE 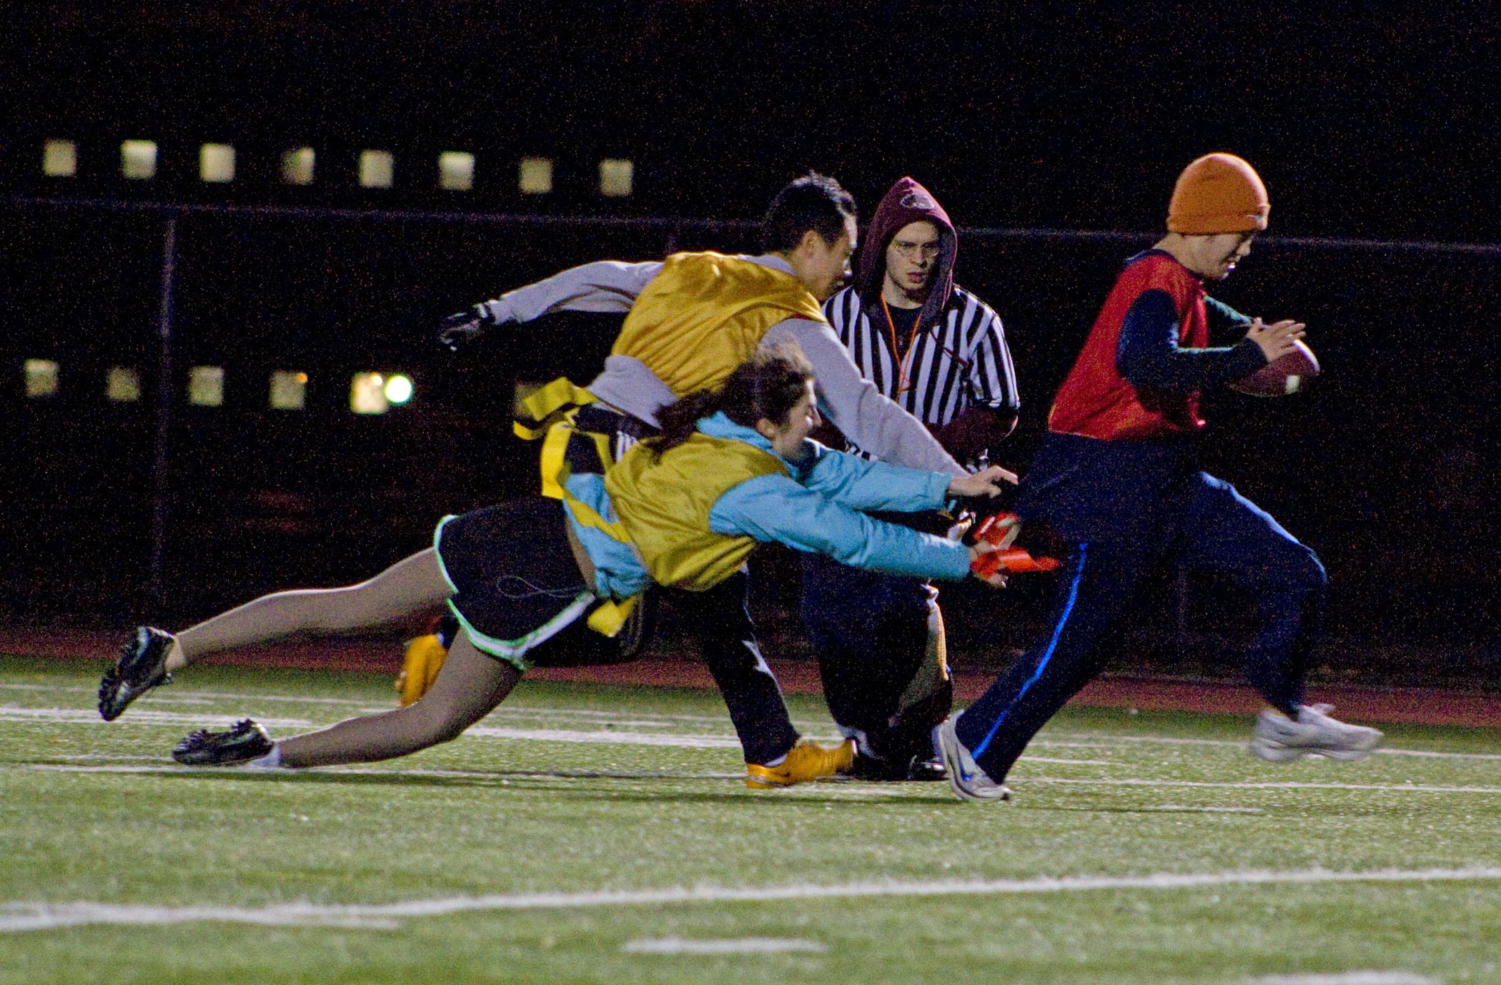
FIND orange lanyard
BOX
[880,297,921,396]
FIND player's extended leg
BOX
[1179,474,1380,761]
[681,570,854,788]
[99,549,451,720]
[172,548,452,670]
[1178,475,1326,713]
[272,629,523,768]
[683,570,800,765]
[953,537,1149,787]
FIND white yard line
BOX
[4,866,1500,933]
[1248,973,1439,985]
[1020,776,1501,796]
[6,706,1500,783]
[1035,733,1501,762]
[0,706,318,730]
[5,702,1497,763]
[461,725,739,748]
[0,683,736,725]
[20,762,1501,798]
[621,936,828,954]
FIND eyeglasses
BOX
[890,239,940,260]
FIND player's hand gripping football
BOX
[437,302,503,353]
[1244,318,1306,363]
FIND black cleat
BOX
[903,754,949,782]
[172,719,274,766]
[98,626,176,721]
[846,751,949,782]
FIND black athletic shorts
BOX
[433,497,651,670]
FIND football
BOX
[1228,338,1320,397]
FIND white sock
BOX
[246,743,283,770]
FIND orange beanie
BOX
[1166,153,1269,234]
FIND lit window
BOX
[25,359,59,398]
[269,370,307,410]
[350,372,389,414]
[106,367,141,402]
[600,158,633,197]
[439,151,474,191]
[200,143,236,183]
[43,140,77,177]
[281,147,315,185]
[519,157,553,194]
[188,366,224,407]
[350,372,413,414]
[359,150,394,188]
[384,374,413,405]
[122,140,157,180]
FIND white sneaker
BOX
[932,718,1011,802]
[1250,703,1383,762]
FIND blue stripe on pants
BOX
[972,542,1089,760]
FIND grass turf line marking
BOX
[0,707,745,746]
[1037,733,1501,762]
[1020,776,1501,796]
[0,682,742,727]
[19,762,1501,798]
[24,763,748,783]
[1248,973,1439,985]
[6,706,1498,765]
[621,936,828,954]
[4,866,1501,934]
[7,699,1499,761]
[462,725,740,748]
[0,702,745,734]
[0,706,316,729]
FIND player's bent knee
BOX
[424,719,471,745]
[395,698,477,747]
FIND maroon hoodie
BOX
[854,176,958,330]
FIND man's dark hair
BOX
[760,172,857,253]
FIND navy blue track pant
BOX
[956,472,1326,783]
[800,552,948,761]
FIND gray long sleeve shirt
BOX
[481,254,967,478]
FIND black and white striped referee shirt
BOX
[823,284,1020,446]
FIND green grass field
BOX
[4,655,1499,985]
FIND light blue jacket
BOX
[564,412,970,599]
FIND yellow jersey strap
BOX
[513,377,597,441]
[586,594,639,637]
[517,379,632,544]
[507,377,646,644]
[535,416,614,501]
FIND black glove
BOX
[437,303,501,353]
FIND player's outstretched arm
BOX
[946,464,1018,500]
[438,260,664,352]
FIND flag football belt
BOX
[512,377,646,638]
